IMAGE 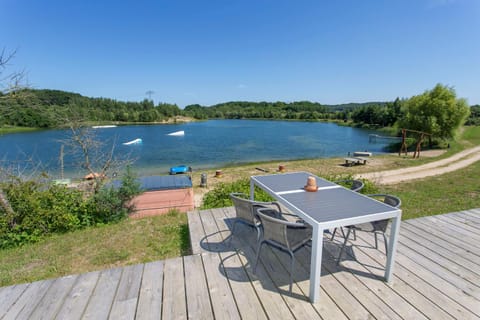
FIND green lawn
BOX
[0,126,39,135]
[0,211,189,287]
[378,125,480,219]
[380,160,480,219]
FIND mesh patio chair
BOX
[253,207,312,294]
[229,192,282,246]
[336,194,401,264]
[330,179,365,239]
[334,179,365,192]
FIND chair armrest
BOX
[252,201,281,211]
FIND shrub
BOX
[82,166,141,224]
[0,180,85,248]
[201,175,379,210]
[0,167,142,249]
[201,178,273,209]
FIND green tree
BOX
[465,104,480,125]
[399,84,470,140]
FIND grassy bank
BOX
[0,126,39,135]
[380,161,480,219]
[0,126,479,287]
[0,211,189,286]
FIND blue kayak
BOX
[169,165,192,175]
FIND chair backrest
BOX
[367,194,401,231]
[334,179,365,192]
[256,208,289,248]
[229,193,258,225]
[383,195,401,208]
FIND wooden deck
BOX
[1,208,479,319]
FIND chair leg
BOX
[382,233,388,256]
[331,227,349,241]
[255,225,262,246]
[288,251,295,294]
[253,242,264,274]
[352,228,356,241]
[228,220,238,247]
[337,227,352,265]
[374,232,379,249]
[330,228,337,240]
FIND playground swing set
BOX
[398,128,432,158]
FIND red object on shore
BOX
[83,172,105,180]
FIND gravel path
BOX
[356,145,480,184]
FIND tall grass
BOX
[0,210,189,287]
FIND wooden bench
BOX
[344,157,367,166]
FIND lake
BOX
[0,120,392,177]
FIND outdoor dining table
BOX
[250,171,402,303]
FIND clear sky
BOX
[1,0,479,107]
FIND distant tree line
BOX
[1,87,478,139]
[0,89,182,127]
[466,105,480,125]
[183,100,390,123]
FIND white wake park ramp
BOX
[123,138,142,145]
[167,130,185,136]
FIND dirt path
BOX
[356,145,480,184]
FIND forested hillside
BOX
[0,87,478,130]
[0,89,182,127]
[183,100,392,124]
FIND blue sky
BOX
[1,0,479,107]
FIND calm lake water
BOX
[0,120,391,177]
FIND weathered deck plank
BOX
[461,209,480,222]
[324,241,430,320]
[109,264,144,320]
[162,257,187,320]
[184,254,214,319]
[187,209,204,255]
[401,221,480,265]
[28,275,78,320]
[408,218,480,254]
[55,271,99,320]
[201,252,241,320]
[355,228,480,318]
[2,280,53,320]
[437,214,480,233]
[444,212,480,227]
[319,249,403,320]
[82,267,122,319]
[399,227,480,275]
[423,215,480,243]
[214,208,270,320]
[135,261,164,320]
[351,231,477,319]
[398,243,480,298]
[204,208,296,319]
[197,209,242,319]
[212,206,320,319]
[0,283,29,318]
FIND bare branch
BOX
[59,114,136,192]
[0,48,29,95]
[0,48,17,69]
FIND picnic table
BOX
[344,156,368,166]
